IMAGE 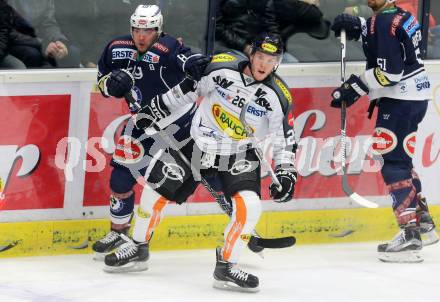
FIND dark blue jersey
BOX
[97,33,193,109]
[360,6,431,101]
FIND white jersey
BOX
[359,9,432,101]
[162,53,296,167]
[366,69,431,101]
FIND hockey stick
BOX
[125,93,296,249]
[239,101,282,191]
[339,30,378,208]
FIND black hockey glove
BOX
[331,74,369,108]
[269,166,297,203]
[134,95,171,130]
[331,14,362,41]
[183,54,210,81]
[106,69,135,98]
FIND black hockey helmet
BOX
[251,32,284,57]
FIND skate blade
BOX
[93,252,107,261]
[422,230,439,247]
[103,261,149,273]
[255,251,264,259]
[378,250,423,263]
[213,279,259,293]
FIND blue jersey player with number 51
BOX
[330,0,438,263]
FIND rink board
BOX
[0,64,440,257]
[1,206,439,258]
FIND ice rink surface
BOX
[0,242,439,302]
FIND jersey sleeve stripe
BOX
[364,67,403,89]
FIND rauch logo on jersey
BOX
[212,104,252,140]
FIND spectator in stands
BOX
[340,0,440,59]
[54,0,144,68]
[0,0,25,69]
[8,0,81,67]
[215,0,331,63]
[1,0,47,69]
[215,0,285,58]
[342,0,436,23]
[54,0,97,68]
[273,0,331,42]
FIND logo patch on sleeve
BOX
[212,54,237,63]
[274,78,292,103]
[402,15,420,37]
[374,68,391,86]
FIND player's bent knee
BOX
[381,162,412,185]
[234,190,262,224]
[110,167,137,194]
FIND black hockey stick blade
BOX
[249,235,296,249]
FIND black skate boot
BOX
[103,238,149,273]
[418,211,439,246]
[377,224,423,263]
[92,228,129,261]
[213,247,259,292]
[416,197,439,246]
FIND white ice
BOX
[0,242,439,302]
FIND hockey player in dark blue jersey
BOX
[330,0,438,263]
[92,4,210,258]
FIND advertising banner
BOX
[0,95,71,210]
[0,67,439,222]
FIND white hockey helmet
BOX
[130,5,163,35]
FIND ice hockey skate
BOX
[377,225,423,263]
[92,230,129,261]
[213,247,259,293]
[418,211,439,246]
[103,237,149,273]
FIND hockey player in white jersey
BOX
[104,33,297,292]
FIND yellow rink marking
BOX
[0,206,439,258]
